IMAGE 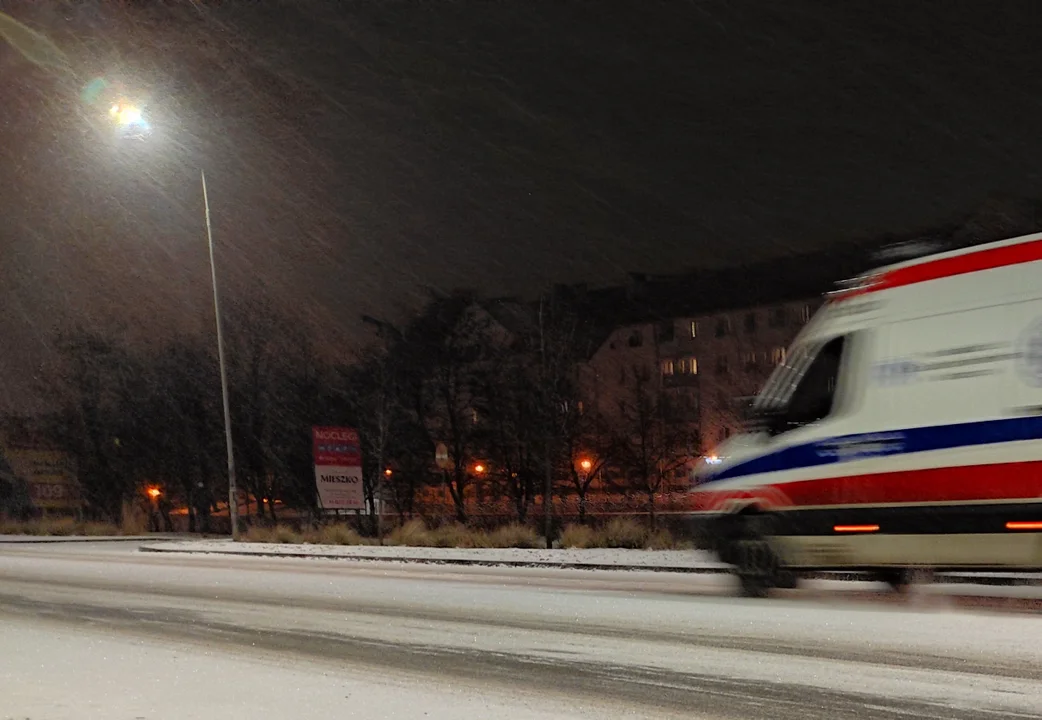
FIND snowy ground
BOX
[0,620,647,720]
[139,537,729,569]
[1,542,1040,719]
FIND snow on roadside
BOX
[0,618,662,720]
[139,539,729,569]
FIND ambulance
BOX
[692,232,1042,596]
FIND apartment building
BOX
[579,296,820,455]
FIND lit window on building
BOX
[677,359,687,374]
[800,304,811,323]
[662,360,674,376]
[689,357,698,374]
[772,347,786,364]
[690,320,698,338]
[742,351,758,368]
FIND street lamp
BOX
[201,169,240,541]
[111,104,239,539]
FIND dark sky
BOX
[2,0,1042,409]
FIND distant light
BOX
[384,468,393,477]
[473,463,486,474]
[705,455,722,465]
[147,487,161,499]
[579,458,592,472]
[833,524,879,533]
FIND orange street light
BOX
[579,458,593,472]
[147,487,161,499]
[473,463,486,475]
[384,468,393,477]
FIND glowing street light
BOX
[105,100,238,539]
[473,463,486,475]
[108,100,151,139]
[579,458,593,473]
[146,487,161,499]
[384,468,393,477]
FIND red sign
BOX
[312,426,362,466]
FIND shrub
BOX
[0,520,27,535]
[388,518,433,547]
[42,517,80,536]
[645,527,680,550]
[272,525,302,544]
[488,523,542,548]
[430,523,487,548]
[598,518,648,549]
[81,521,121,537]
[242,524,275,543]
[559,523,597,549]
[121,501,149,535]
[309,523,367,546]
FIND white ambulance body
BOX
[692,232,1042,579]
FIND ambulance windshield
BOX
[750,336,846,433]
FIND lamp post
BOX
[200,169,239,540]
[109,100,238,539]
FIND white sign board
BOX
[312,426,365,511]
[314,465,364,510]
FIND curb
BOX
[136,544,1042,587]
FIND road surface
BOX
[0,541,1040,719]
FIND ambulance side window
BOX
[777,335,846,432]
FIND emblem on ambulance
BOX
[1015,318,1042,387]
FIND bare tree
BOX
[561,409,613,524]
[613,364,697,529]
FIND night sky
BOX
[2,1,1041,410]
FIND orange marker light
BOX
[833,524,879,533]
[1006,521,1042,531]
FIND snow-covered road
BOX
[0,542,1039,719]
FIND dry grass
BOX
[307,524,370,546]
[120,501,149,535]
[387,518,432,546]
[386,519,544,548]
[241,524,278,543]
[0,517,124,537]
[599,518,648,549]
[488,523,542,548]
[434,523,490,548]
[231,517,685,550]
[559,520,684,550]
[559,523,597,549]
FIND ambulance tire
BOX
[733,512,789,598]
[877,568,910,592]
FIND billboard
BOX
[312,426,364,510]
[2,447,80,512]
